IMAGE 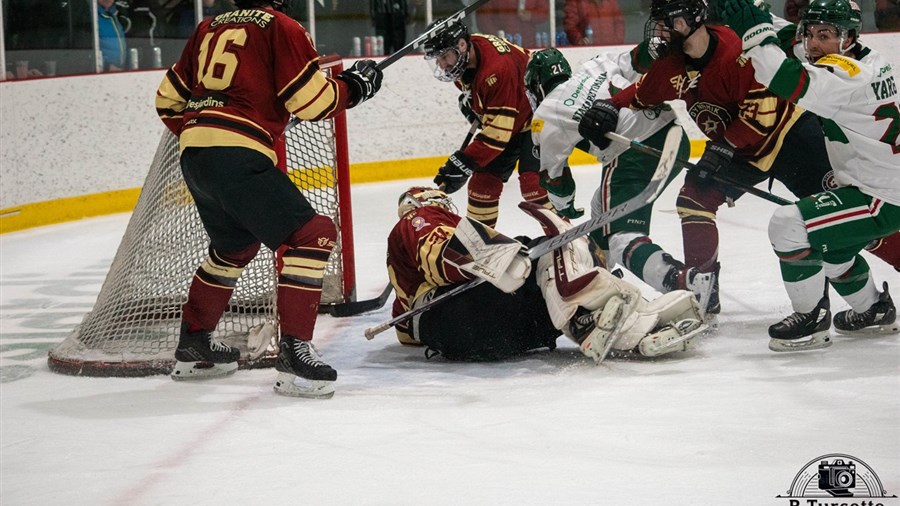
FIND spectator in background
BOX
[98,0,127,71]
[783,0,809,24]
[564,0,625,46]
[876,0,900,30]
[477,0,549,47]
[371,0,409,53]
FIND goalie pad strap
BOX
[614,290,701,350]
[444,217,530,293]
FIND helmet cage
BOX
[423,20,470,82]
[398,187,456,218]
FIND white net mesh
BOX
[48,60,352,376]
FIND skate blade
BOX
[768,331,832,352]
[833,321,900,336]
[273,372,335,399]
[170,360,238,381]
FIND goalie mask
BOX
[798,0,862,57]
[397,186,456,218]
[423,19,470,82]
[524,48,572,110]
[644,0,708,57]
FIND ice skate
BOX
[273,336,337,399]
[637,318,709,357]
[833,282,899,336]
[171,324,240,380]
[573,296,630,364]
[768,296,832,352]
[681,268,719,319]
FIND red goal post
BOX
[48,55,355,377]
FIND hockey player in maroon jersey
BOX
[155,0,382,398]
[577,0,835,316]
[386,187,708,362]
[422,20,550,229]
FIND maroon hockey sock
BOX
[278,215,337,339]
[866,232,900,272]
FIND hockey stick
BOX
[324,283,394,317]
[363,125,682,340]
[609,133,793,206]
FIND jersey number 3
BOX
[197,28,248,90]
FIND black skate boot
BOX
[767,295,832,352]
[171,323,240,380]
[273,336,337,399]
[833,282,899,336]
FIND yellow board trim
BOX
[1,141,707,234]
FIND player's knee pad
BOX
[768,205,809,253]
[676,178,724,220]
[200,243,261,288]
[283,214,337,250]
[517,170,548,204]
[467,172,503,225]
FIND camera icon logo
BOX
[817,459,856,497]
[776,453,897,501]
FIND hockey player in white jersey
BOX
[720,0,900,351]
[525,47,717,316]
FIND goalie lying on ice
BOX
[386,186,708,362]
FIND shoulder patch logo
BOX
[531,119,544,133]
[486,74,498,87]
[815,54,861,77]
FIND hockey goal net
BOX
[48,56,355,377]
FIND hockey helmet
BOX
[644,0,707,57]
[799,0,862,38]
[524,49,572,110]
[233,0,289,11]
[422,19,471,82]
[397,186,455,218]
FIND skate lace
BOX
[208,337,232,353]
[843,306,873,326]
[781,311,808,327]
[293,341,327,366]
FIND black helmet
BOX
[422,19,470,82]
[650,0,708,29]
[524,48,572,109]
[233,0,289,11]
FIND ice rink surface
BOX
[2,166,898,505]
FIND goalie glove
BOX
[434,150,477,194]
[540,167,584,219]
[337,59,383,107]
[443,217,531,293]
[720,0,778,51]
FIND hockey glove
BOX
[338,59,383,107]
[694,141,735,185]
[540,167,584,219]
[720,0,778,51]
[578,99,619,151]
[458,91,479,125]
[434,150,477,194]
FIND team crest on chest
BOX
[689,102,732,138]
[669,71,700,98]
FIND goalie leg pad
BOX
[445,217,530,293]
[613,290,705,353]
